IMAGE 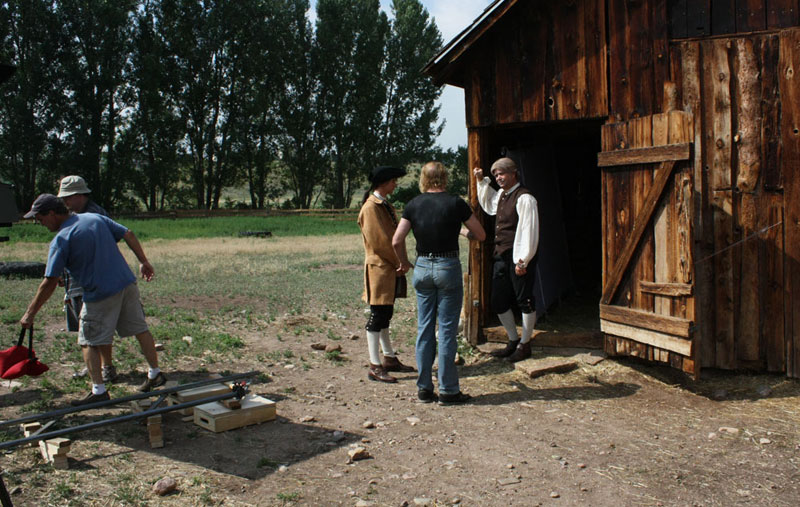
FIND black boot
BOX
[490,339,520,358]
[505,341,532,363]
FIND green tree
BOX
[379,0,443,168]
[55,0,136,210]
[315,0,389,208]
[0,0,63,208]
[277,0,326,209]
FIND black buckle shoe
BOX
[490,340,519,358]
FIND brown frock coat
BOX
[358,195,399,305]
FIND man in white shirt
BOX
[473,157,540,362]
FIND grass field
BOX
[4,214,361,243]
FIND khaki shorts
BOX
[78,283,149,346]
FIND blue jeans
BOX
[413,256,463,395]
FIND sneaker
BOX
[101,365,118,383]
[70,391,110,407]
[72,367,89,379]
[138,372,167,392]
[418,389,435,404]
[438,391,472,406]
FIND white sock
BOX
[367,331,382,365]
[148,367,161,379]
[498,310,519,342]
[521,311,537,344]
[379,328,395,357]
[92,384,106,395]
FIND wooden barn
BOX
[423,0,800,378]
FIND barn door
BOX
[598,111,698,377]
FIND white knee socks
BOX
[367,331,382,365]
[521,311,537,344]
[379,328,395,357]
[498,310,519,342]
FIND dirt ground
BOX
[2,307,800,506]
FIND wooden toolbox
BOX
[193,394,276,433]
[168,383,231,415]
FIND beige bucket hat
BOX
[57,175,91,197]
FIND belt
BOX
[417,250,459,258]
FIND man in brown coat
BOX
[358,166,415,383]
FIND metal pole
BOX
[0,385,248,451]
[0,371,260,429]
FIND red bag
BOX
[0,328,49,380]
[0,328,31,376]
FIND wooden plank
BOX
[514,358,578,378]
[493,15,520,125]
[672,166,694,319]
[712,0,736,35]
[653,112,671,314]
[597,143,691,166]
[585,0,608,117]
[607,0,632,121]
[520,4,547,122]
[780,28,800,377]
[483,327,603,349]
[709,39,733,191]
[735,0,766,33]
[601,161,677,305]
[629,117,655,313]
[467,128,490,345]
[713,190,736,369]
[761,193,784,371]
[599,304,692,337]
[767,0,799,28]
[601,320,692,356]
[734,37,761,194]
[687,0,711,37]
[640,282,693,296]
[737,192,760,363]
[761,34,782,190]
[668,0,688,39]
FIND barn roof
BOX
[423,0,518,87]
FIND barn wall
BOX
[668,0,800,38]
[464,0,608,128]
[669,32,788,372]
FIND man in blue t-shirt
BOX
[20,194,167,406]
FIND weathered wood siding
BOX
[464,0,608,127]
[669,32,790,372]
[668,0,799,38]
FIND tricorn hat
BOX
[369,166,406,186]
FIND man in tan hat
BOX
[57,175,115,382]
[57,175,107,216]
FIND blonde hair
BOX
[419,161,448,192]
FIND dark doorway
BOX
[492,120,603,330]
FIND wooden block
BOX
[147,415,162,425]
[40,438,71,468]
[169,383,231,416]
[149,439,164,449]
[514,358,578,378]
[194,395,276,433]
[21,422,42,447]
[130,399,152,413]
[51,455,69,470]
[222,399,241,410]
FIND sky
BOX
[309,0,491,151]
